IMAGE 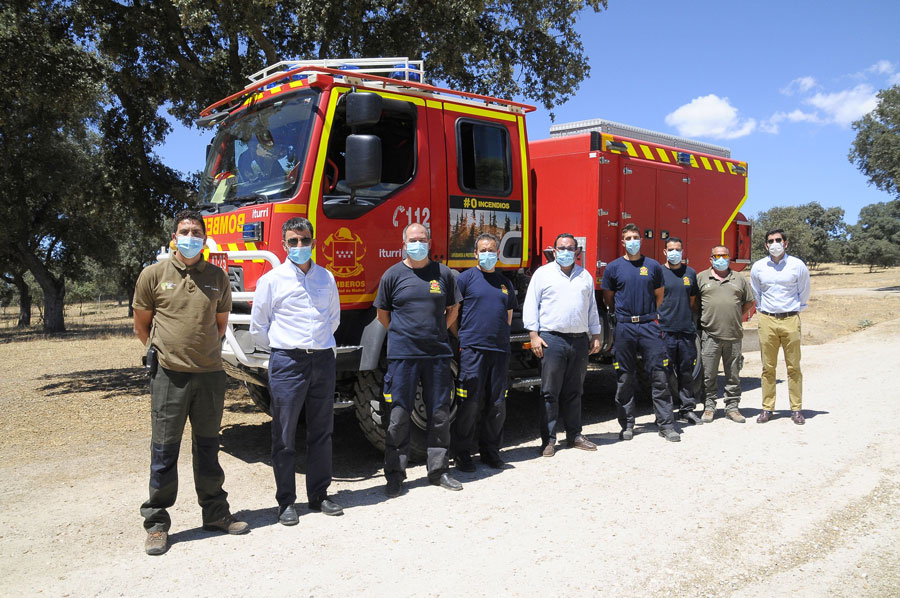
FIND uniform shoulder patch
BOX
[500,284,508,294]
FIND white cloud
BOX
[805,84,878,126]
[760,109,822,134]
[890,72,900,86]
[664,94,756,139]
[780,76,818,96]
[867,60,895,75]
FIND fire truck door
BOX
[444,111,523,269]
[657,170,689,261]
[621,163,658,256]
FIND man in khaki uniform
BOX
[133,209,248,556]
[697,245,755,423]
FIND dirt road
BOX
[2,317,900,597]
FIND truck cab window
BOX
[323,95,417,219]
[457,120,512,196]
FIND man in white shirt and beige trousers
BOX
[251,217,343,525]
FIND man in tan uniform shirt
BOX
[133,209,248,555]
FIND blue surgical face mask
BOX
[555,249,575,267]
[478,251,498,270]
[288,245,312,265]
[666,249,683,264]
[176,235,204,259]
[405,241,429,261]
[625,239,641,255]
[712,257,730,270]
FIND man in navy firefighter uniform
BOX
[601,223,680,442]
[658,236,703,426]
[450,233,519,472]
[375,223,463,498]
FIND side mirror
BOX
[346,93,382,127]
[345,135,382,189]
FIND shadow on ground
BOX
[38,367,148,399]
[0,321,134,344]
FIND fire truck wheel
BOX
[244,381,272,415]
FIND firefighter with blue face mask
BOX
[601,224,679,443]
[658,237,702,426]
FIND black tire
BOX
[352,363,458,463]
[244,381,272,415]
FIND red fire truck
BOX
[194,58,750,454]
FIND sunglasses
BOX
[285,237,313,247]
[711,254,730,259]
[765,238,784,245]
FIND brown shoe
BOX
[757,410,772,424]
[541,442,556,457]
[791,410,805,425]
[202,514,250,535]
[566,435,597,451]
[725,410,746,423]
[144,530,168,556]
[701,409,715,423]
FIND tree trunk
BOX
[16,243,66,333]
[13,272,31,328]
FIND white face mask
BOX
[768,242,784,258]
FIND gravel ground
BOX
[1,315,899,597]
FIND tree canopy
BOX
[850,85,900,199]
[751,202,846,267]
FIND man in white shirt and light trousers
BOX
[250,217,343,525]
[523,233,602,457]
[750,228,811,425]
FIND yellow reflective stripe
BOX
[656,148,671,163]
[308,89,344,260]
[713,159,725,173]
[455,388,468,397]
[227,242,244,263]
[245,241,264,263]
[517,115,530,266]
[720,176,748,245]
[623,141,638,157]
[663,358,669,366]
[689,155,699,168]
[426,100,443,110]
[640,144,655,160]
[383,393,392,403]
[700,156,712,170]
[274,204,307,214]
[613,362,620,370]
[339,292,378,304]
[444,103,516,121]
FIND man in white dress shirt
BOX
[523,233,602,457]
[750,228,811,425]
[250,217,343,525]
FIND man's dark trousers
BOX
[141,367,230,532]
[663,331,698,413]
[383,358,452,482]
[538,332,589,446]
[451,348,509,461]
[267,348,336,509]
[613,321,675,431]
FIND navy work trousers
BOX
[613,321,675,431]
[538,332,589,446]
[383,357,452,482]
[450,348,510,461]
[267,348,336,508]
[141,367,229,532]
[663,330,698,413]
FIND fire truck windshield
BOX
[198,89,319,208]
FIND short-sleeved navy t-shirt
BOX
[600,256,663,318]
[658,264,698,333]
[374,260,462,359]
[456,267,519,352]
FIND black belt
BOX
[758,310,799,319]
[275,347,332,354]
[616,313,658,324]
[545,331,587,339]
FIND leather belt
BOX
[758,310,799,319]
[545,331,587,339]
[616,313,658,324]
[276,347,331,354]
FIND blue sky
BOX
[158,0,900,224]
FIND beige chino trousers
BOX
[757,313,803,411]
